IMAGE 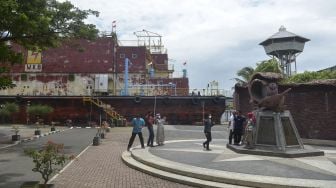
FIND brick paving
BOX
[51,127,194,188]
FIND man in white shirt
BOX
[228,111,236,145]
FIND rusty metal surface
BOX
[0,96,226,126]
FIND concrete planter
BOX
[93,136,100,146]
[38,184,55,188]
[20,181,39,188]
[34,130,41,136]
[12,135,21,141]
[20,181,55,188]
[50,127,56,132]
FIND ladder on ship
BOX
[82,96,123,120]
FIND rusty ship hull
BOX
[2,95,226,126]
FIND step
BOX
[121,151,246,188]
[127,147,333,188]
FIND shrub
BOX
[24,141,74,187]
[68,74,75,82]
[27,104,54,120]
[283,70,336,84]
[21,74,28,81]
[12,125,20,135]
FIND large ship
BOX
[1,30,226,125]
[3,30,189,96]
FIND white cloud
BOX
[68,0,336,91]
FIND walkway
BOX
[49,125,336,188]
[51,127,194,188]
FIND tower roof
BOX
[260,26,310,45]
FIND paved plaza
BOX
[53,125,336,188]
[124,139,336,188]
[1,124,335,187]
[50,127,195,188]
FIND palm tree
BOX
[234,58,281,86]
[255,58,281,73]
[234,66,255,86]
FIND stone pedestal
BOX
[255,110,302,150]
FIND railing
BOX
[114,88,233,97]
[82,97,123,119]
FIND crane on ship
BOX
[133,29,165,54]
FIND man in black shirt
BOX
[203,114,214,151]
[233,110,246,145]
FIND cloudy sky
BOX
[66,0,336,91]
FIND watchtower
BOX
[259,26,310,77]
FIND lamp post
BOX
[0,104,4,124]
[26,101,30,125]
[201,101,205,123]
[124,58,130,96]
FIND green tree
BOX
[255,58,281,73]
[0,102,19,123]
[4,102,19,114]
[283,70,336,84]
[0,105,10,118]
[235,58,282,86]
[24,141,73,187]
[234,66,255,86]
[27,104,54,123]
[0,0,100,88]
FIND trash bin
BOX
[93,136,100,146]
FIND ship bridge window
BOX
[132,54,138,59]
[120,53,125,59]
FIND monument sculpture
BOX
[228,72,324,157]
[248,72,291,112]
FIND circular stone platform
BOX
[122,139,336,188]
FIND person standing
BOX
[127,114,145,151]
[145,111,155,147]
[156,114,165,146]
[228,111,236,145]
[233,110,246,145]
[203,114,214,151]
[244,112,256,148]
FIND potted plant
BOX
[23,141,73,188]
[50,122,56,132]
[93,128,101,146]
[11,125,20,141]
[101,121,109,135]
[35,122,41,136]
[100,126,105,139]
[105,126,110,133]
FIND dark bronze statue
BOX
[248,72,291,112]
